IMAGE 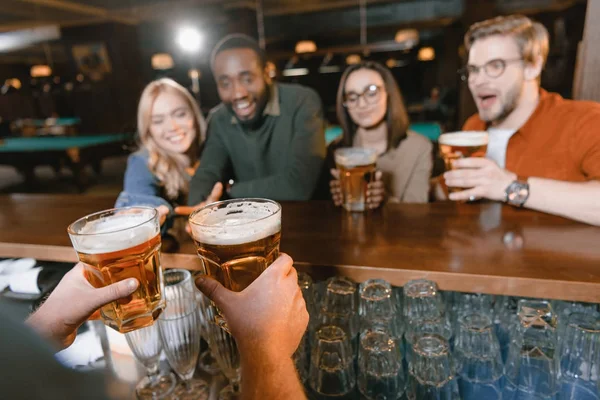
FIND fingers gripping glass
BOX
[343,84,383,108]
[458,58,524,81]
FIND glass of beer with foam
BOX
[68,207,165,333]
[335,147,378,212]
[189,199,281,293]
[439,131,489,193]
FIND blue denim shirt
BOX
[115,149,175,235]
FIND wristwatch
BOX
[504,176,530,207]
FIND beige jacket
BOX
[323,130,433,203]
[374,130,433,203]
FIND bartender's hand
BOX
[330,169,384,209]
[174,182,223,216]
[195,253,308,361]
[26,263,139,350]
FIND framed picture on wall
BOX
[71,43,112,81]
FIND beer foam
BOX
[334,148,378,168]
[71,214,158,254]
[190,201,281,246]
[438,131,489,146]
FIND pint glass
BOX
[334,147,378,212]
[189,198,282,293]
[68,207,165,333]
[439,131,489,193]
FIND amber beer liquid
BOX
[68,207,165,333]
[189,199,281,293]
[335,148,378,212]
[439,131,489,193]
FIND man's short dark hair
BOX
[210,34,267,70]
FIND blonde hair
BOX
[465,15,549,70]
[137,78,206,200]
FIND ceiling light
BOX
[177,27,202,53]
[188,68,201,79]
[418,47,435,61]
[152,53,174,70]
[395,29,419,47]
[282,68,309,77]
[319,65,341,74]
[295,40,317,54]
[346,54,361,65]
[30,65,52,78]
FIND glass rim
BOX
[333,146,378,158]
[413,333,449,357]
[164,268,192,285]
[158,307,198,321]
[438,130,489,145]
[67,206,158,237]
[188,197,281,228]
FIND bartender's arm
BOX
[195,253,308,400]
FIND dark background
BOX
[0,0,589,134]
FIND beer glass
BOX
[334,147,378,212]
[358,328,405,400]
[438,131,489,193]
[125,324,176,399]
[189,198,281,293]
[503,300,559,400]
[315,277,359,349]
[158,269,208,400]
[454,313,503,400]
[204,302,241,400]
[407,334,460,400]
[309,325,356,398]
[68,207,165,333]
[558,313,600,400]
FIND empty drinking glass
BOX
[494,295,520,362]
[158,269,208,400]
[359,279,396,320]
[407,334,460,400]
[403,280,451,364]
[558,313,600,400]
[454,313,504,400]
[448,293,493,327]
[358,328,405,400]
[125,324,176,399]
[194,288,221,375]
[298,271,317,317]
[503,300,559,400]
[204,304,241,400]
[315,277,359,350]
[323,277,357,319]
[309,325,356,398]
[403,279,445,323]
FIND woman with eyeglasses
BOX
[328,61,433,208]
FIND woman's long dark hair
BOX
[336,61,410,151]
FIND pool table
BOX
[0,133,133,191]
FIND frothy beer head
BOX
[189,199,281,246]
[334,148,378,169]
[438,131,489,147]
[68,207,159,254]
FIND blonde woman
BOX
[116,78,222,228]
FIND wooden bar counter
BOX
[0,194,599,303]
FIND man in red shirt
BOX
[444,15,600,226]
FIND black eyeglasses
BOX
[458,58,524,81]
[343,84,383,109]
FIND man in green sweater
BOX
[187,34,326,207]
